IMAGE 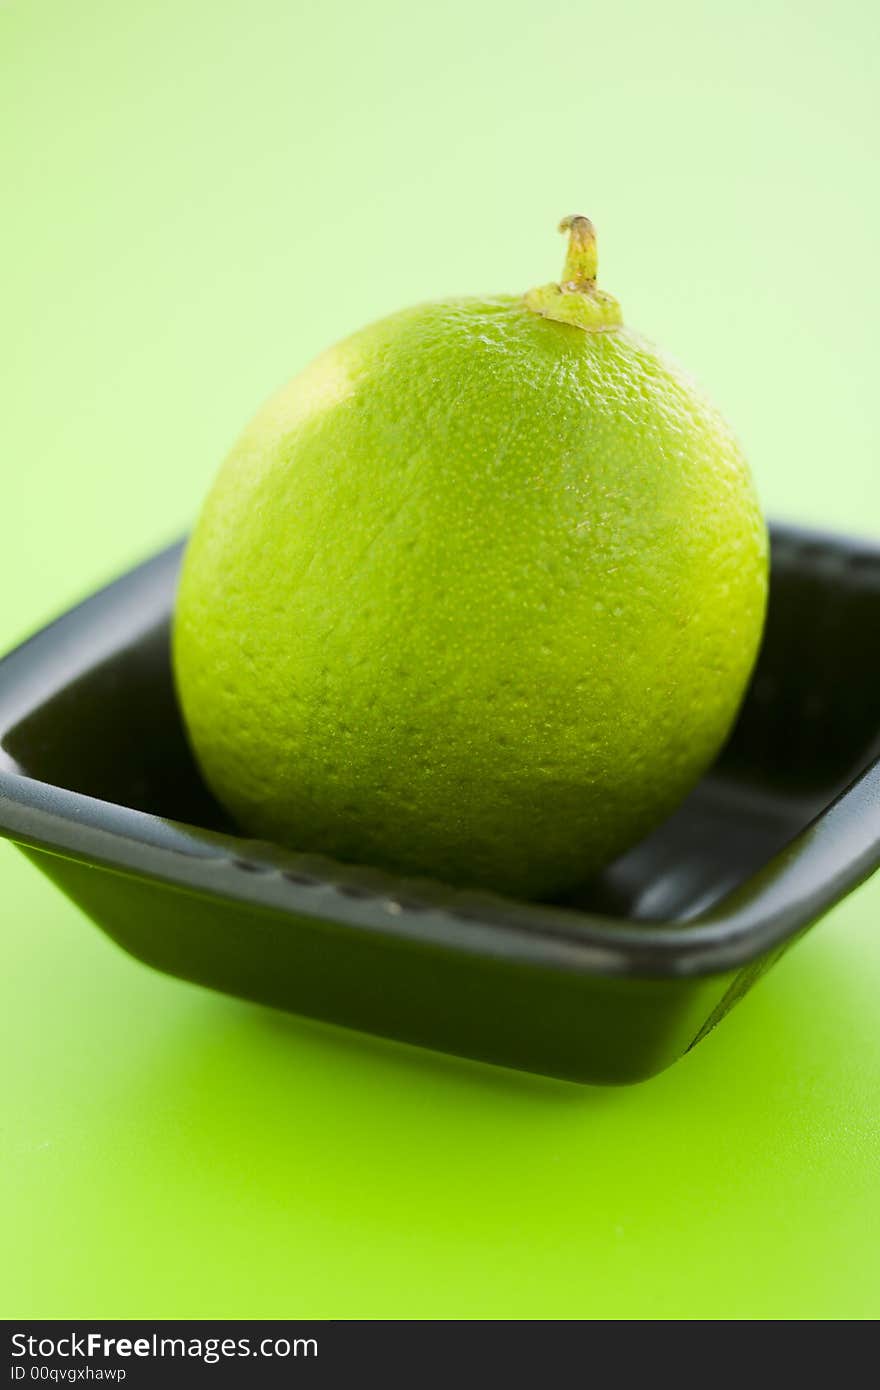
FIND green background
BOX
[2,0,879,1319]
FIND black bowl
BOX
[2,523,879,1083]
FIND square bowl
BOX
[2,522,879,1084]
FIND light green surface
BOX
[1,0,879,1320]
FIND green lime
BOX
[174,216,767,900]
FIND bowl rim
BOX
[2,523,879,982]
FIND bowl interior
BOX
[3,532,880,922]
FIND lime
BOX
[174,216,767,900]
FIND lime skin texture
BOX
[174,230,767,901]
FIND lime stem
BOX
[523,214,621,331]
[559,214,598,290]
